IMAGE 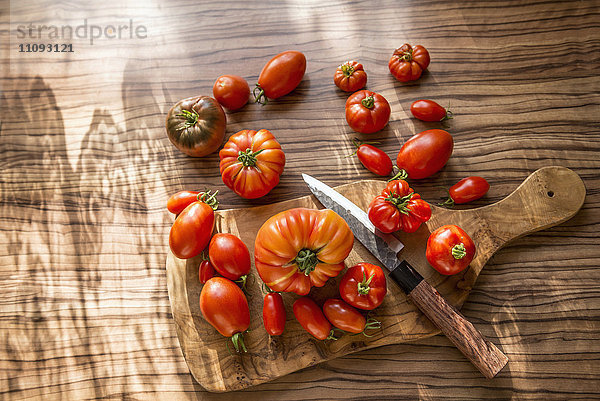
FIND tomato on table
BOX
[388,44,430,82]
[213,75,250,111]
[345,90,391,134]
[368,179,431,234]
[441,176,490,207]
[167,190,200,215]
[254,208,354,295]
[339,263,387,310]
[263,291,286,336]
[334,61,367,92]
[254,50,306,104]
[410,99,452,122]
[200,277,250,352]
[293,297,334,340]
[165,96,226,157]
[208,233,251,281]
[395,129,454,180]
[169,191,218,259]
[219,129,285,199]
[426,225,476,275]
[350,139,393,176]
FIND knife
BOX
[302,173,508,379]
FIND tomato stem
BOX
[384,191,414,215]
[388,168,408,182]
[235,274,250,291]
[397,47,413,62]
[253,84,268,105]
[175,109,200,131]
[326,328,341,341]
[237,148,265,167]
[340,62,355,77]
[295,249,319,276]
[361,95,375,109]
[357,271,375,295]
[361,317,382,338]
[230,332,247,353]
[452,243,467,260]
[198,190,219,211]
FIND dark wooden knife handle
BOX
[407,279,508,378]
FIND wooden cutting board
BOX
[165,166,585,392]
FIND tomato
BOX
[345,90,391,134]
[263,292,286,336]
[368,179,431,234]
[322,299,365,333]
[254,208,354,295]
[410,99,452,122]
[200,277,250,352]
[388,44,430,82]
[169,191,218,259]
[254,50,306,104]
[165,96,226,157]
[199,259,215,284]
[213,75,250,111]
[167,190,200,215]
[208,233,251,281]
[426,225,476,275]
[219,129,285,199]
[333,61,367,92]
[395,129,453,180]
[293,297,333,340]
[351,139,393,176]
[339,263,387,310]
[441,176,490,206]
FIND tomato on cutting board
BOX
[293,297,334,340]
[263,291,286,336]
[208,233,251,281]
[426,224,476,275]
[339,263,387,310]
[441,176,490,207]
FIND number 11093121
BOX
[18,44,74,52]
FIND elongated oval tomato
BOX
[396,129,453,179]
[169,200,215,259]
[213,75,250,111]
[334,61,367,92]
[426,225,476,275]
[254,208,354,295]
[345,90,391,134]
[167,190,200,215]
[368,179,431,234]
[353,140,393,176]
[199,259,215,284]
[339,263,387,310]
[443,176,490,206]
[165,96,226,157]
[293,297,332,340]
[323,299,366,334]
[200,277,250,351]
[263,292,286,336]
[410,99,451,122]
[219,129,285,199]
[254,51,306,104]
[208,233,251,281]
[388,44,430,82]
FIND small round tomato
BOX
[165,96,226,157]
[254,50,306,104]
[351,139,393,176]
[199,259,215,284]
[208,233,251,281]
[219,129,286,199]
[396,129,453,179]
[426,225,476,275]
[441,176,490,206]
[339,263,387,310]
[263,292,286,336]
[345,90,391,134]
[334,61,367,92]
[388,44,430,82]
[169,191,218,259]
[368,180,431,234]
[293,297,333,340]
[322,299,366,334]
[410,99,452,122]
[167,190,200,215]
[200,277,250,352]
[213,75,250,111]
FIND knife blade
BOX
[302,173,508,379]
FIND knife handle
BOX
[390,262,508,379]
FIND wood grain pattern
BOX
[1,0,599,399]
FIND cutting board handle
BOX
[474,166,585,245]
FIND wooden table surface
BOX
[1,0,599,399]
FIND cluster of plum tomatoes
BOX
[166,45,492,351]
